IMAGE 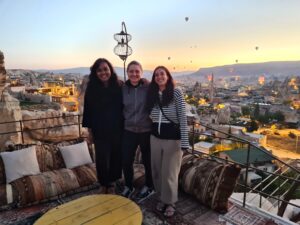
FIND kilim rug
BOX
[139,192,226,225]
[0,188,100,225]
[0,189,225,225]
[221,204,283,225]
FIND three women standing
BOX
[83,58,188,218]
[82,58,123,194]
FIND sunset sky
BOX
[1,0,300,71]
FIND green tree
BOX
[241,106,250,116]
[272,111,285,122]
[247,120,258,132]
[253,104,260,119]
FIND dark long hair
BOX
[88,58,119,87]
[146,66,175,111]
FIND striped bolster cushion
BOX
[12,169,80,206]
[179,154,241,213]
[72,164,97,187]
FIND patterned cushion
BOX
[0,184,18,208]
[0,139,96,208]
[11,169,80,206]
[72,164,97,187]
[42,138,94,171]
[179,154,241,213]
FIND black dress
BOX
[82,78,123,187]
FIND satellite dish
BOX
[185,17,189,22]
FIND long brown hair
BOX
[146,66,175,111]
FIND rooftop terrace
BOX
[0,114,299,225]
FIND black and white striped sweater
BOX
[150,88,189,149]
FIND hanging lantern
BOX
[113,22,132,81]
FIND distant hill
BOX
[184,61,300,80]
[36,67,195,80]
[12,61,300,81]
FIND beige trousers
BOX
[150,135,183,205]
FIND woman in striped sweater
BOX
[146,66,189,217]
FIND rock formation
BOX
[78,75,89,114]
[0,51,6,98]
[0,51,22,149]
[22,110,81,143]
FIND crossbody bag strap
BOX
[158,102,179,126]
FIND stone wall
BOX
[22,110,83,143]
[20,92,52,104]
[0,51,22,149]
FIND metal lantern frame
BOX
[114,22,132,81]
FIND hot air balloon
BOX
[185,17,189,22]
[235,59,238,63]
[168,56,171,60]
[173,67,176,70]
[255,46,259,50]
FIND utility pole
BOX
[296,135,299,153]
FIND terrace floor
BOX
[0,186,282,225]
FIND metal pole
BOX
[123,60,126,82]
[296,135,298,153]
[77,114,81,138]
[19,120,24,144]
[259,183,262,208]
[243,143,251,207]
[192,119,195,154]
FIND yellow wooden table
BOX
[34,194,143,225]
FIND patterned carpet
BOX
[0,188,223,225]
[140,192,225,225]
[0,188,281,225]
[0,189,100,225]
